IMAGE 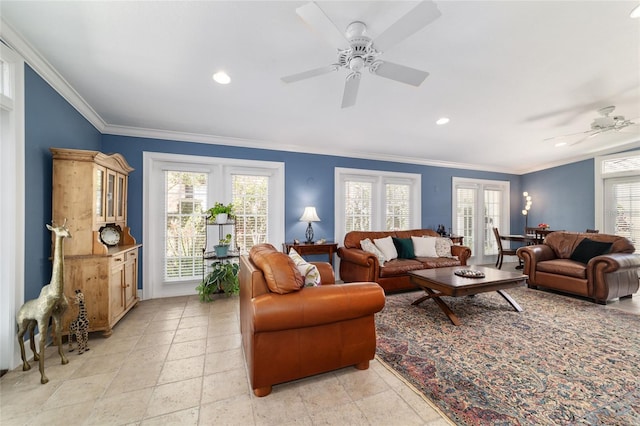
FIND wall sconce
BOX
[299,206,321,243]
[522,192,532,233]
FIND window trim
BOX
[334,167,421,242]
[143,152,284,299]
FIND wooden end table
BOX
[282,242,338,266]
[409,265,527,326]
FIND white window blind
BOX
[232,174,269,252]
[345,180,373,232]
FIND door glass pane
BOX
[456,188,475,250]
[117,175,124,217]
[107,173,115,218]
[484,189,502,255]
[232,174,268,253]
[386,183,410,230]
[164,171,207,281]
[606,178,640,244]
[345,181,372,232]
[95,169,104,217]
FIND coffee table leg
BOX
[497,290,523,312]
[412,288,461,326]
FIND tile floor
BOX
[2,262,638,426]
[0,293,452,426]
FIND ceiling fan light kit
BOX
[282,1,441,108]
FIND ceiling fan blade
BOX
[543,130,591,142]
[373,1,441,53]
[281,65,338,83]
[296,2,350,49]
[371,61,429,87]
[341,73,361,109]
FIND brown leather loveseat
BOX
[239,243,385,396]
[338,229,472,293]
[517,231,640,304]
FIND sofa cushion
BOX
[435,237,455,258]
[570,238,613,264]
[418,257,462,268]
[374,236,398,261]
[360,238,387,266]
[393,237,415,259]
[411,236,438,257]
[536,259,587,279]
[378,259,425,277]
[250,244,304,294]
[288,248,320,287]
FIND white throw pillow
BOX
[412,236,438,257]
[288,248,321,287]
[435,237,455,258]
[373,236,398,261]
[360,238,387,266]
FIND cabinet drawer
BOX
[126,250,137,261]
[110,254,125,268]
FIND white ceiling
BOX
[2,1,640,174]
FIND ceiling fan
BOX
[281,1,441,108]
[544,106,638,146]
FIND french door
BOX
[452,178,510,265]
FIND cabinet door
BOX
[116,173,127,222]
[124,249,138,308]
[95,166,107,223]
[109,255,126,323]
[106,169,117,222]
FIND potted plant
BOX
[214,233,233,258]
[207,202,234,224]
[196,261,240,301]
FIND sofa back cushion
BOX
[249,243,304,294]
[544,232,634,259]
[343,229,440,249]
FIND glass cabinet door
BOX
[106,169,116,221]
[95,166,106,222]
[116,174,126,221]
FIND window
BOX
[0,44,24,371]
[144,153,284,299]
[596,151,640,244]
[452,178,510,264]
[335,168,421,241]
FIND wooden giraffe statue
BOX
[16,220,71,384]
[68,289,89,354]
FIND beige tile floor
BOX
[2,262,638,426]
[0,293,452,426]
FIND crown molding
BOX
[0,18,106,132]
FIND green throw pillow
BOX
[392,237,416,259]
[570,238,613,264]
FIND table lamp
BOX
[300,206,320,243]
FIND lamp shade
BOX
[299,206,320,222]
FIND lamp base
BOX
[305,223,314,244]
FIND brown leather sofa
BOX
[338,229,472,293]
[517,232,640,304]
[239,243,385,397]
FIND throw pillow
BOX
[288,248,321,287]
[392,237,415,259]
[360,238,387,266]
[373,236,398,261]
[570,238,613,264]
[412,236,438,257]
[435,237,455,258]
[250,244,304,294]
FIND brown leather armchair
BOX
[239,243,385,396]
[517,232,640,304]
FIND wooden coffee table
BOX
[408,266,527,326]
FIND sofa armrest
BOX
[588,253,640,301]
[517,244,556,281]
[252,283,385,333]
[337,247,379,283]
[338,247,378,268]
[450,245,471,265]
[588,252,640,273]
[311,262,335,285]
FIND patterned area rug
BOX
[375,286,640,425]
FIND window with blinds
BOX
[232,174,269,252]
[345,181,373,232]
[386,183,410,230]
[164,171,207,281]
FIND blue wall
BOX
[24,65,101,300]
[521,159,595,232]
[23,62,598,300]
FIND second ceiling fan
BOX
[281,1,441,108]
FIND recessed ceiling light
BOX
[631,4,640,18]
[212,71,231,85]
[436,117,450,125]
